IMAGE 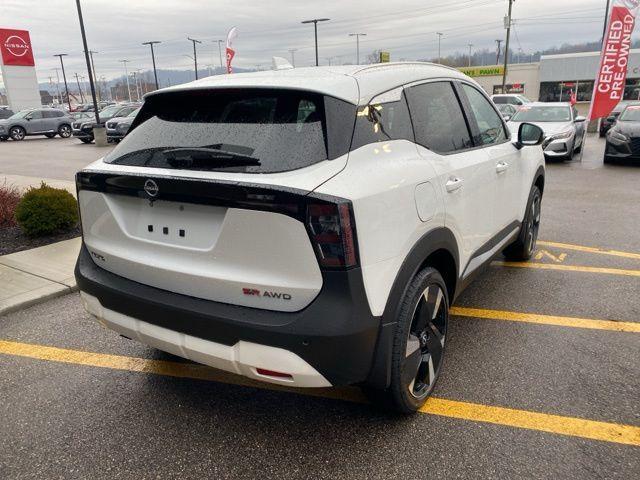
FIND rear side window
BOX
[461,84,508,146]
[351,91,413,149]
[406,82,472,153]
[105,89,355,173]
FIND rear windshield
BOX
[104,89,355,173]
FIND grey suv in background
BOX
[0,108,73,141]
[106,107,140,142]
[73,104,140,144]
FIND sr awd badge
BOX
[243,288,292,300]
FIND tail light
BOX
[306,202,358,269]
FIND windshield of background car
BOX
[127,108,141,118]
[104,89,355,173]
[511,106,571,122]
[99,105,122,117]
[619,106,640,121]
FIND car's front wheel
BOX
[9,126,26,141]
[58,124,72,138]
[378,267,449,413]
[504,185,542,261]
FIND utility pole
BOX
[495,39,503,65]
[75,0,100,127]
[142,41,161,90]
[52,68,62,105]
[120,59,131,102]
[187,37,202,79]
[288,48,297,67]
[601,0,612,46]
[132,71,140,101]
[501,0,514,93]
[436,32,443,64]
[74,72,85,102]
[348,33,367,65]
[88,50,100,102]
[468,43,473,67]
[215,40,224,72]
[302,18,330,66]
[54,54,72,111]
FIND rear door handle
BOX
[496,161,509,173]
[445,177,464,192]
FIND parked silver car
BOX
[508,102,586,161]
[106,107,141,142]
[0,108,73,141]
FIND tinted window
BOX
[43,110,64,118]
[462,84,508,145]
[492,96,507,104]
[406,81,472,153]
[351,92,413,149]
[105,89,355,173]
[27,110,43,120]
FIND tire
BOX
[9,126,26,141]
[503,185,542,261]
[80,137,93,144]
[58,124,72,138]
[370,267,449,414]
[0,136,8,142]
[44,133,56,138]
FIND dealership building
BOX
[463,49,640,118]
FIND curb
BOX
[0,284,78,317]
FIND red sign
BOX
[226,48,235,74]
[588,3,638,120]
[0,28,35,67]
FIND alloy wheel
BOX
[403,284,448,399]
[10,127,25,141]
[59,125,71,138]
[526,193,541,254]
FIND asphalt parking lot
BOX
[1,135,639,479]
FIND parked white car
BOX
[491,94,533,106]
[508,102,586,161]
[75,62,545,412]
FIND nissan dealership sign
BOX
[0,28,41,111]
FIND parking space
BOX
[1,135,639,478]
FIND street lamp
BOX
[53,54,72,111]
[142,41,161,90]
[119,59,131,102]
[301,18,330,67]
[187,37,202,79]
[348,33,367,65]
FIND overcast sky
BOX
[1,0,612,84]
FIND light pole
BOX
[88,50,100,102]
[215,40,224,72]
[348,33,367,65]
[301,18,330,67]
[132,71,140,101]
[52,68,61,105]
[119,59,131,102]
[54,54,72,111]
[501,0,514,93]
[495,39,503,64]
[187,37,202,79]
[436,32,443,64]
[288,48,297,67]
[75,0,101,130]
[468,43,473,67]
[142,41,161,90]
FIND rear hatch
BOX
[78,88,357,312]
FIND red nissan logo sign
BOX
[0,28,35,67]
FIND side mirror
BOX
[575,115,586,123]
[606,116,616,122]
[515,122,544,149]
[25,115,32,121]
[502,113,512,121]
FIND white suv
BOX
[75,63,545,413]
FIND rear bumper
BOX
[75,244,381,387]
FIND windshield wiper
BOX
[162,147,261,169]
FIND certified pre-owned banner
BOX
[226,26,238,74]
[589,0,640,120]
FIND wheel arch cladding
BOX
[534,166,545,194]
[366,227,459,389]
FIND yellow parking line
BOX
[450,307,640,333]
[538,241,640,260]
[1,339,639,446]
[493,261,640,277]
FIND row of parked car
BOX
[489,94,587,161]
[0,103,140,144]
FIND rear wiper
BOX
[162,147,261,168]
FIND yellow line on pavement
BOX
[537,241,640,260]
[493,261,640,277]
[419,398,640,447]
[1,339,639,446]
[450,307,640,333]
